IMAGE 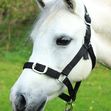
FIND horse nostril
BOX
[15,94,26,111]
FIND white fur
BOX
[10,0,111,111]
[84,0,111,67]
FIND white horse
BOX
[10,0,111,111]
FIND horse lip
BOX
[37,100,46,111]
[13,100,46,111]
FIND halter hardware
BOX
[58,75,67,84]
[23,6,96,111]
[32,63,48,74]
[65,102,73,111]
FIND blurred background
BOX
[0,0,38,110]
[0,0,37,52]
[0,0,111,111]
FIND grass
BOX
[0,21,111,111]
[0,60,21,111]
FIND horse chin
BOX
[12,98,46,111]
[36,100,46,111]
[26,100,46,111]
[14,104,45,111]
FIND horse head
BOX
[10,0,95,111]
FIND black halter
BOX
[23,6,96,110]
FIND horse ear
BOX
[36,0,54,9]
[64,0,76,13]
[36,0,45,9]
[64,0,85,20]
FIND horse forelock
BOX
[30,0,69,41]
[30,0,85,41]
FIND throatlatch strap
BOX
[88,45,96,69]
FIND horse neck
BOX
[91,29,111,68]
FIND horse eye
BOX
[56,36,72,46]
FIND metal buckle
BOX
[65,101,73,111]
[58,75,67,83]
[32,63,48,74]
[85,21,91,26]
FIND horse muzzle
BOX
[10,91,47,111]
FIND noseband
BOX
[23,6,96,111]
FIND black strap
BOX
[23,62,60,79]
[88,45,96,69]
[84,6,91,24]
[63,78,74,97]
[62,45,88,76]
[59,80,81,102]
